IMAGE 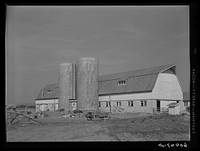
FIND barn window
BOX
[128,101,134,107]
[47,90,52,94]
[106,102,110,108]
[116,101,121,107]
[117,80,126,86]
[141,100,147,107]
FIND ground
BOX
[6,112,190,142]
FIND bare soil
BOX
[6,112,190,142]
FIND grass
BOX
[105,113,190,141]
[6,112,190,141]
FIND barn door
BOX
[157,100,160,112]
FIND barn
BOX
[35,64,184,114]
[35,84,59,112]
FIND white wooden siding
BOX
[35,99,58,112]
[99,99,157,114]
[99,92,153,102]
[99,96,110,101]
[152,73,183,100]
[36,99,58,104]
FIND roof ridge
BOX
[99,64,175,78]
[99,72,159,82]
[40,64,175,85]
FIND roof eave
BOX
[35,97,58,100]
[99,90,152,96]
[159,64,176,74]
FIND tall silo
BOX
[77,57,99,111]
[59,63,74,111]
[72,63,76,100]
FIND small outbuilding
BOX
[167,103,180,115]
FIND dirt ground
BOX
[6,112,190,142]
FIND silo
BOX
[77,57,99,111]
[72,63,76,100]
[58,63,74,111]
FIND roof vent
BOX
[117,80,126,86]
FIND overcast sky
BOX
[6,6,189,105]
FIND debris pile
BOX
[6,105,42,127]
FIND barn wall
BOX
[152,73,183,100]
[111,92,153,101]
[99,101,111,112]
[99,96,110,101]
[35,99,58,104]
[35,99,58,112]
[120,99,156,113]
[99,92,153,102]
[99,93,155,113]
[99,99,157,114]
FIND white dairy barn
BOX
[98,64,183,114]
[35,64,184,114]
[35,84,59,112]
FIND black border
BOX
[4,2,198,149]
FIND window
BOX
[184,102,188,107]
[99,102,101,107]
[47,90,52,94]
[141,100,147,107]
[128,101,134,107]
[116,101,122,107]
[106,102,110,108]
[117,80,126,86]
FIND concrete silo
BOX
[58,63,75,111]
[77,57,99,111]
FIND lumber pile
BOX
[6,107,42,127]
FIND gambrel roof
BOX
[36,83,59,100]
[35,64,176,100]
[99,64,175,95]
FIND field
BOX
[6,112,190,142]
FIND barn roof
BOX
[99,64,175,82]
[35,64,175,100]
[167,102,179,108]
[99,64,175,95]
[36,83,59,100]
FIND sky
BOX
[6,6,190,105]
